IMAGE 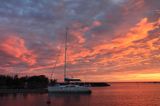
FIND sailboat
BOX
[48,28,91,93]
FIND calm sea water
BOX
[0,83,160,106]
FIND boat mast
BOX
[64,27,68,81]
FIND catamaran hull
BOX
[48,86,91,93]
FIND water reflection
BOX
[47,93,91,106]
[0,83,160,106]
[0,93,48,106]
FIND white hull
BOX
[48,85,91,93]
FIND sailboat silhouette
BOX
[48,28,91,93]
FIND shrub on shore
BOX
[0,75,49,89]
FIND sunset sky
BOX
[0,0,159,82]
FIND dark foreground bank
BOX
[0,75,110,93]
[0,82,110,93]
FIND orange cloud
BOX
[147,37,160,50]
[112,18,159,47]
[22,18,159,82]
[58,18,160,79]
[93,18,159,57]
[61,18,160,66]
[0,35,37,65]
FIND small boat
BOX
[48,28,91,93]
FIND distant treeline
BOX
[0,75,56,89]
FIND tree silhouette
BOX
[0,75,50,89]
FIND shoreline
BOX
[1,82,160,94]
[57,82,110,87]
[0,83,110,94]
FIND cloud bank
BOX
[0,0,159,81]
